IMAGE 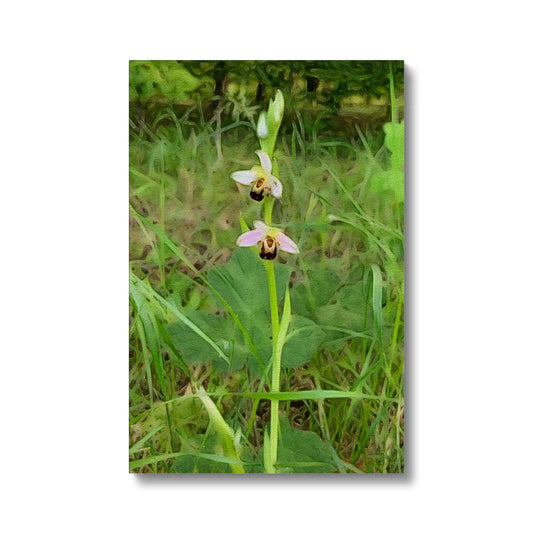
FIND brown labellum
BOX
[250,179,265,201]
[259,236,277,260]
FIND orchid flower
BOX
[231,150,283,202]
[237,220,299,260]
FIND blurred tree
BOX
[130,60,404,138]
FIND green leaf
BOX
[235,389,396,402]
[291,265,343,318]
[131,272,231,366]
[313,282,371,347]
[369,120,404,203]
[278,285,292,343]
[239,215,250,233]
[383,121,404,170]
[129,61,202,103]
[153,435,242,473]
[307,266,343,307]
[369,169,404,203]
[315,304,367,347]
[276,418,337,473]
[207,248,291,374]
[291,266,371,350]
[195,387,245,474]
[208,248,290,322]
[167,310,247,371]
[334,282,363,308]
[282,315,325,368]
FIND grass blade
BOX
[370,264,383,344]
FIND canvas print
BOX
[129,60,404,473]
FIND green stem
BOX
[269,327,283,473]
[264,261,279,351]
[264,195,274,227]
[264,260,280,473]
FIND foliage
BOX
[129,60,207,103]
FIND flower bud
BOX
[272,89,284,123]
[257,111,268,139]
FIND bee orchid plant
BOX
[230,90,297,473]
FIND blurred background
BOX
[130,60,404,141]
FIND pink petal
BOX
[277,232,299,254]
[270,176,283,199]
[231,170,257,185]
[237,228,264,247]
[253,220,269,232]
[255,150,272,175]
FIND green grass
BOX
[129,102,404,473]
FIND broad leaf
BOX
[167,310,248,371]
[207,247,291,325]
[282,315,325,368]
[383,120,404,170]
[206,247,292,374]
[276,418,338,473]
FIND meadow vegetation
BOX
[129,61,404,473]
